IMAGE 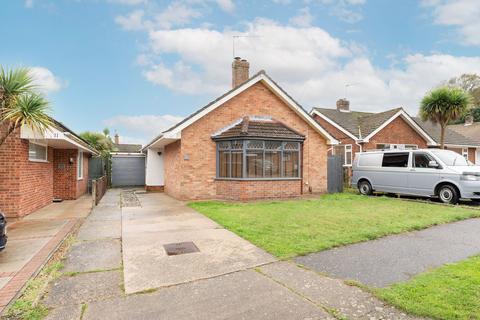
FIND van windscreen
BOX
[382,152,409,167]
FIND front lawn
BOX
[376,256,480,320]
[189,193,480,258]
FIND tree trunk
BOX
[440,124,446,149]
[0,121,17,146]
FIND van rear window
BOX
[382,152,409,167]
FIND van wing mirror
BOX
[428,160,439,168]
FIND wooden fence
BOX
[92,176,107,206]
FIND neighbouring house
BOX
[415,116,480,165]
[110,134,145,187]
[0,119,98,219]
[310,99,437,168]
[142,57,338,201]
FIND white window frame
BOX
[344,144,353,167]
[28,141,48,162]
[462,147,469,160]
[77,151,84,180]
[376,143,417,150]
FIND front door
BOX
[408,152,441,196]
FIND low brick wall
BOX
[145,185,164,192]
[215,179,302,201]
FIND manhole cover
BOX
[163,242,200,256]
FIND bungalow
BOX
[310,100,437,167]
[142,57,338,201]
[0,119,98,219]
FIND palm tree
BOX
[420,87,472,148]
[0,67,52,146]
[80,131,114,157]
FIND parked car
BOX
[352,149,480,204]
[0,212,7,251]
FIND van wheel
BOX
[358,181,373,196]
[438,185,459,204]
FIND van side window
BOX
[382,152,409,167]
[413,153,434,168]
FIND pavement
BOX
[0,196,92,312]
[39,189,420,320]
[296,217,480,287]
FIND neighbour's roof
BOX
[448,122,480,145]
[212,117,305,140]
[112,143,143,153]
[413,118,479,146]
[312,107,402,138]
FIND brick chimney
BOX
[336,98,350,112]
[114,133,119,144]
[232,57,249,88]
[465,114,474,126]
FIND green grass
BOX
[376,256,480,320]
[189,193,480,258]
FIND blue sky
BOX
[1,0,480,144]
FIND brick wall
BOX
[312,115,359,154]
[53,149,89,200]
[163,81,329,200]
[216,179,302,200]
[0,128,54,219]
[364,116,428,150]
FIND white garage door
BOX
[112,156,146,187]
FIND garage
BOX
[111,155,146,187]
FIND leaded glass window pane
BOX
[218,151,230,177]
[231,140,243,150]
[284,142,299,150]
[246,150,263,178]
[231,151,243,178]
[247,140,263,149]
[265,141,281,150]
[264,150,281,177]
[283,150,299,177]
[218,141,230,150]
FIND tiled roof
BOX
[212,117,305,140]
[312,107,402,138]
[112,143,143,153]
[448,122,480,145]
[413,118,479,146]
[50,118,98,154]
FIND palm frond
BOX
[1,93,52,133]
[0,67,36,104]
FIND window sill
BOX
[29,159,49,163]
[77,178,83,181]
[215,177,302,181]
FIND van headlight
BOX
[461,173,480,181]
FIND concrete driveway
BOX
[122,192,276,294]
[296,218,480,287]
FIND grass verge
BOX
[376,256,480,320]
[189,193,480,258]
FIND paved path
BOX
[0,196,91,313]
[296,218,480,287]
[40,189,421,320]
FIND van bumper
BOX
[459,181,480,199]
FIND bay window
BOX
[216,139,301,179]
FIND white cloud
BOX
[107,0,147,5]
[115,10,145,31]
[29,67,65,93]
[289,7,314,27]
[423,0,480,46]
[24,0,34,8]
[134,18,480,116]
[103,114,184,143]
[216,0,235,13]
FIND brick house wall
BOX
[312,115,358,154]
[163,81,329,200]
[0,127,90,218]
[216,180,302,200]
[53,149,89,200]
[364,117,428,150]
[445,147,476,163]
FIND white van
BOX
[352,149,480,204]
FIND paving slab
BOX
[0,237,50,273]
[87,206,121,221]
[84,269,333,320]
[62,239,122,273]
[45,305,83,320]
[0,278,11,291]
[23,196,92,220]
[7,219,68,240]
[43,271,123,307]
[296,218,480,287]
[259,262,420,320]
[76,220,121,241]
